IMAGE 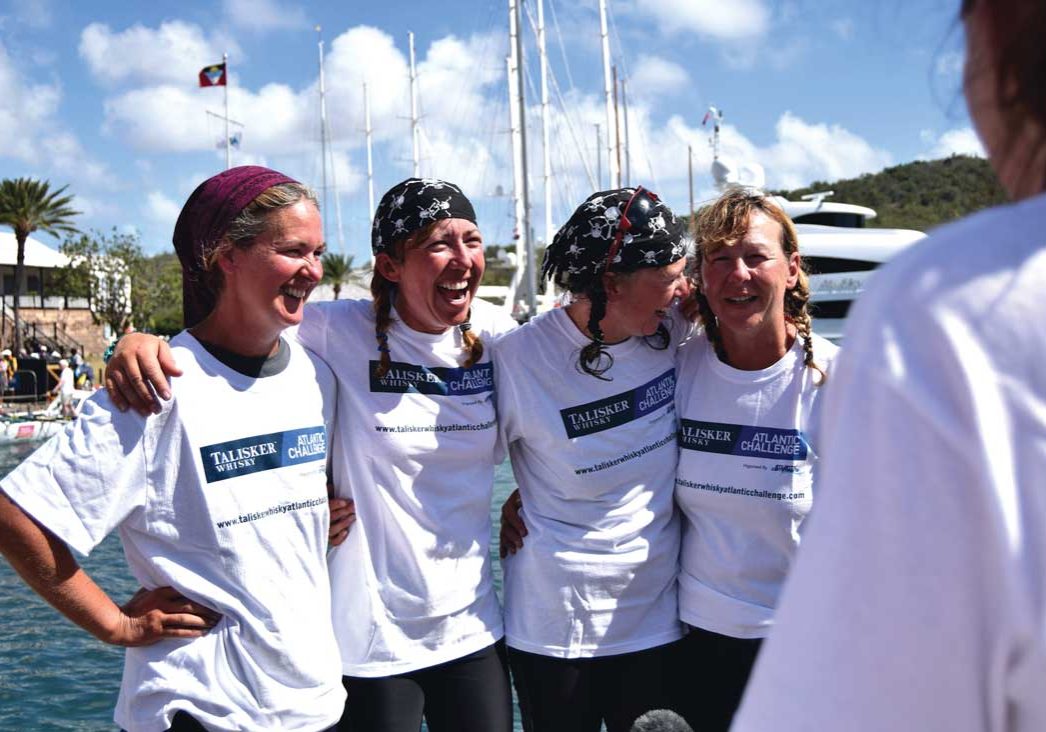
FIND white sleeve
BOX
[295,303,329,359]
[733,317,1042,731]
[492,341,523,462]
[0,394,149,556]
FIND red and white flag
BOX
[199,63,227,87]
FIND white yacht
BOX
[704,107,924,341]
[774,192,924,340]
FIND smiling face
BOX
[376,218,485,334]
[699,210,799,342]
[603,257,690,341]
[220,199,325,336]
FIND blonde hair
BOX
[692,187,826,384]
[370,221,483,378]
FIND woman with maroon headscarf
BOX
[0,166,345,732]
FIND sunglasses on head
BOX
[604,186,660,271]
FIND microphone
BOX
[630,709,694,732]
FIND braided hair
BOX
[544,187,686,380]
[691,187,826,384]
[370,222,483,378]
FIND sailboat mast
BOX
[622,76,630,187]
[595,123,602,188]
[316,29,329,237]
[598,0,619,187]
[223,52,230,170]
[364,81,376,264]
[317,27,344,251]
[408,31,421,177]
[537,0,553,247]
[612,64,622,187]
[510,0,535,316]
[506,54,526,315]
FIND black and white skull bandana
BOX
[542,187,687,284]
[371,178,478,255]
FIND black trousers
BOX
[165,710,336,731]
[508,640,681,732]
[338,639,513,732]
[674,625,763,732]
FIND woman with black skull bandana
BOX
[495,187,692,732]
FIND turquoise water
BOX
[0,442,521,731]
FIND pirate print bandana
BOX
[543,187,687,285]
[371,178,478,255]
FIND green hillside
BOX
[771,155,1007,231]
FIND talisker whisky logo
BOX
[679,419,809,461]
[369,360,494,396]
[560,368,675,438]
[200,426,327,483]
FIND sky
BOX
[0,0,982,260]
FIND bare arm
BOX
[104,334,182,416]
[499,489,528,559]
[0,491,218,646]
[328,479,356,547]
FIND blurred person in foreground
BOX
[732,2,1046,730]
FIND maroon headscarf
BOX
[173,165,299,328]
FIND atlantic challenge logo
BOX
[560,368,675,439]
[200,426,327,483]
[678,419,809,461]
[369,360,494,396]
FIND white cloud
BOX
[637,0,770,41]
[145,191,181,225]
[831,18,854,41]
[223,0,309,33]
[0,39,113,189]
[79,21,237,88]
[10,0,52,29]
[922,127,985,159]
[650,111,891,194]
[935,50,964,76]
[629,55,690,98]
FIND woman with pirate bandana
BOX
[105,178,517,732]
[495,187,692,732]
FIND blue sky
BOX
[0,0,980,260]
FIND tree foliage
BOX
[59,230,181,336]
[321,252,355,299]
[771,155,1008,231]
[0,178,79,352]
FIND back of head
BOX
[173,165,315,328]
[961,0,1046,195]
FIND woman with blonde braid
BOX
[672,187,836,732]
[106,178,517,732]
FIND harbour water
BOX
[0,441,522,731]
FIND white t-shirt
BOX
[1,332,344,732]
[496,307,686,658]
[57,366,74,397]
[733,193,1046,732]
[674,333,837,639]
[299,297,518,677]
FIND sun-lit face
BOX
[700,210,799,340]
[377,218,485,334]
[604,257,690,340]
[221,199,324,335]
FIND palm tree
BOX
[0,178,79,354]
[321,252,355,300]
